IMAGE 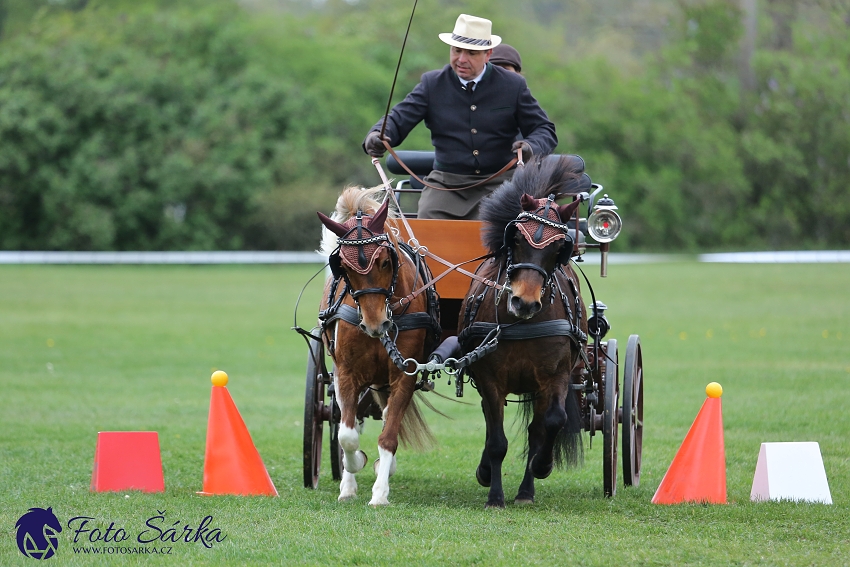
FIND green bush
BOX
[1,0,848,251]
[0,3,389,251]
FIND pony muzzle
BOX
[356,299,393,337]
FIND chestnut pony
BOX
[458,156,588,508]
[317,187,439,505]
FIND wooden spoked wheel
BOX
[303,335,326,489]
[602,338,619,497]
[622,334,644,487]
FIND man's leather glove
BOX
[364,132,391,157]
[511,140,533,163]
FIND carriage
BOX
[300,150,644,501]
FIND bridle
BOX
[502,194,575,292]
[328,210,400,308]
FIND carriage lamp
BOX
[587,195,622,243]
[587,300,610,340]
[587,195,622,277]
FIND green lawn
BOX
[1,262,848,566]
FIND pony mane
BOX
[479,156,582,254]
[319,185,400,256]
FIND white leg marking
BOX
[338,470,357,501]
[338,424,367,473]
[369,446,395,506]
[373,454,397,477]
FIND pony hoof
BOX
[368,497,389,507]
[476,466,491,487]
[530,456,554,480]
[345,451,368,474]
[484,501,506,509]
[533,464,554,480]
[338,493,356,502]
[514,497,535,506]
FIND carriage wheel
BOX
[622,334,644,487]
[602,338,619,497]
[303,336,326,489]
[329,381,344,481]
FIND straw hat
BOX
[439,14,501,50]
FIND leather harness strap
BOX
[390,251,499,311]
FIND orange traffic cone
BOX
[652,382,726,504]
[197,371,278,496]
[91,431,165,493]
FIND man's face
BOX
[450,46,492,81]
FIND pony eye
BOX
[381,258,391,270]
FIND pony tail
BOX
[515,392,584,470]
[399,393,436,451]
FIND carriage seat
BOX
[386,151,592,193]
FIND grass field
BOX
[1,262,849,566]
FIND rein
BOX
[384,142,521,192]
[370,157,510,302]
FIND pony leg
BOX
[335,375,368,502]
[480,387,508,509]
[531,394,568,480]
[476,400,493,487]
[369,379,414,506]
[373,405,397,478]
[516,407,547,504]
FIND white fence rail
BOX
[1,250,847,265]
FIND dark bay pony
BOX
[458,156,589,508]
[317,187,440,505]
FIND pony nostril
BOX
[510,296,522,312]
[359,322,368,334]
[380,320,392,334]
[532,301,542,313]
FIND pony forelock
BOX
[319,185,399,256]
[479,156,582,254]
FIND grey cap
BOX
[490,44,522,72]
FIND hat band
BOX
[451,33,491,47]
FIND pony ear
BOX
[366,199,390,233]
[520,193,538,211]
[317,212,349,238]
[556,199,581,222]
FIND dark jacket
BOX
[365,64,557,175]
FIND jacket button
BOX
[470,105,477,111]
[475,170,481,174]
[471,128,477,134]
[473,150,479,156]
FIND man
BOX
[363,14,557,220]
[490,43,522,74]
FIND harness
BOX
[319,213,441,373]
[453,196,588,383]
[403,194,590,390]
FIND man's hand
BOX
[364,132,391,157]
[511,140,533,163]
